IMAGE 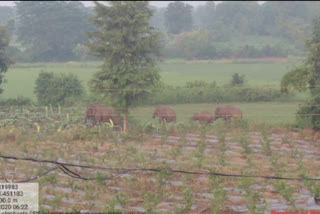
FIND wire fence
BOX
[9,85,320,90]
[1,154,320,183]
[0,112,318,117]
[0,104,309,110]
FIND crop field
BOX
[2,59,300,100]
[1,59,318,213]
[0,116,319,213]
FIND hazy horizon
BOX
[0,1,264,8]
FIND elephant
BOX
[152,107,176,123]
[214,106,243,121]
[85,105,121,127]
[192,111,214,124]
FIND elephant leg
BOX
[94,115,100,126]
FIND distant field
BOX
[131,102,301,126]
[160,60,292,87]
[1,59,302,100]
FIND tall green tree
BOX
[16,1,93,62]
[87,1,162,134]
[0,6,15,25]
[214,1,260,36]
[193,2,215,31]
[0,24,14,94]
[150,6,166,33]
[164,1,193,35]
[281,17,320,129]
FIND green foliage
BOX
[281,17,320,129]
[240,176,269,214]
[34,71,85,106]
[165,37,289,59]
[175,176,193,213]
[0,7,15,25]
[161,1,318,59]
[144,82,286,105]
[209,175,227,214]
[72,44,96,61]
[231,73,245,86]
[273,180,296,208]
[193,2,215,30]
[185,80,216,88]
[170,30,210,59]
[164,2,193,35]
[87,1,162,116]
[16,1,93,62]
[0,96,32,106]
[304,179,320,198]
[295,103,314,129]
[192,140,206,168]
[143,191,160,214]
[235,44,288,58]
[115,193,129,209]
[281,65,311,93]
[0,23,14,94]
[39,172,58,185]
[262,133,272,156]
[150,6,166,33]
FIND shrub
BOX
[231,87,283,102]
[295,100,320,130]
[34,71,85,106]
[231,73,245,86]
[185,80,216,88]
[0,96,32,106]
[144,82,287,105]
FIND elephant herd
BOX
[153,106,243,124]
[85,105,243,127]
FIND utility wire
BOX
[1,154,320,182]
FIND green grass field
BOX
[160,60,291,86]
[2,60,299,99]
[131,102,301,126]
[1,60,307,126]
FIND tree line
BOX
[1,1,320,62]
[1,1,320,131]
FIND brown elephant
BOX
[85,105,121,127]
[192,111,214,124]
[152,107,176,123]
[214,106,243,121]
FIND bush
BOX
[231,73,245,86]
[185,80,216,88]
[142,81,287,105]
[231,87,283,102]
[34,71,85,106]
[296,99,320,130]
[0,96,33,106]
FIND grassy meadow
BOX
[4,59,300,99]
[131,102,301,126]
[1,59,308,126]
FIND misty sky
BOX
[0,1,264,8]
